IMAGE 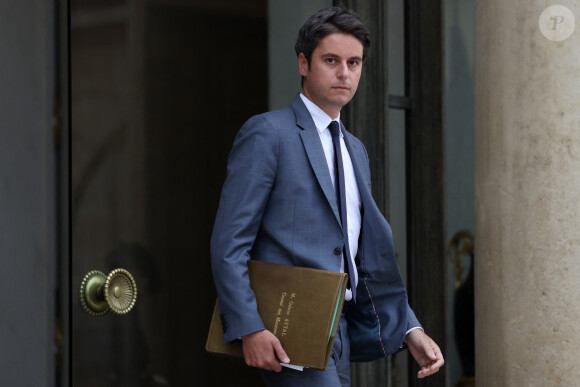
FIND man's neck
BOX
[299,93,341,122]
[300,91,340,119]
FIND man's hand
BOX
[241,329,290,372]
[406,329,444,378]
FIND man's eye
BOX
[349,60,360,66]
[326,58,336,64]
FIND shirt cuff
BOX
[405,326,423,336]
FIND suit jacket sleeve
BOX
[210,114,279,343]
[407,304,421,331]
[358,137,422,335]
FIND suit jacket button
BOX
[334,247,342,255]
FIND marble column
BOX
[474,1,580,385]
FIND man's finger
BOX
[269,360,283,372]
[418,366,440,378]
[273,340,290,364]
[429,347,444,366]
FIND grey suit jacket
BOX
[211,94,420,360]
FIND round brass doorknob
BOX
[80,268,137,316]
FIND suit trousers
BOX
[259,316,351,387]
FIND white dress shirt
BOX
[299,94,361,301]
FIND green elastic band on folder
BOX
[328,286,344,341]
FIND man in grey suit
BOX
[211,7,444,386]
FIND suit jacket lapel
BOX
[292,96,341,225]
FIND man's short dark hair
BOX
[295,7,371,65]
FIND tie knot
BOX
[328,121,340,138]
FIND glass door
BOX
[70,0,267,384]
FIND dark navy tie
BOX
[329,121,356,302]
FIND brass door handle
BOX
[80,268,137,316]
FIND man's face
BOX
[299,32,364,119]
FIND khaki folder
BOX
[206,260,348,370]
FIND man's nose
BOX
[336,61,349,79]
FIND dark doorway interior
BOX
[71,1,267,385]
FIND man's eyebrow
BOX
[320,53,363,61]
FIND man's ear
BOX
[298,52,309,77]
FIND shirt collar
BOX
[299,93,342,137]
